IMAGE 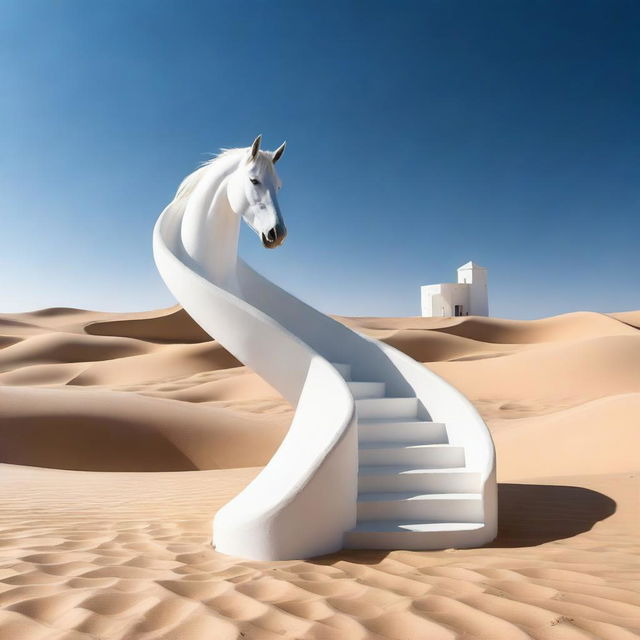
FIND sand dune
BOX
[69,341,241,388]
[492,393,640,479]
[429,333,640,419]
[0,362,87,386]
[342,310,639,343]
[0,386,288,471]
[358,327,523,364]
[0,332,149,372]
[0,305,638,639]
[86,305,211,343]
[610,310,640,329]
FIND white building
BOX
[421,261,489,317]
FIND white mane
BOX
[173,148,246,202]
[173,147,278,203]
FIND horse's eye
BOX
[250,177,260,185]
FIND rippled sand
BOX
[0,306,638,639]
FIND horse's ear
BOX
[272,141,286,164]
[249,134,262,161]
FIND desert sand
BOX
[0,305,638,639]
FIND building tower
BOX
[457,261,488,316]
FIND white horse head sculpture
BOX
[174,135,288,287]
[226,135,287,249]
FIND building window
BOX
[454,305,464,317]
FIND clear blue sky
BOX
[1,1,637,319]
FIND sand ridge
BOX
[0,305,638,639]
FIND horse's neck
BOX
[180,155,241,288]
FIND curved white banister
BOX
[154,198,358,560]
[154,144,497,560]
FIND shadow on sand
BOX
[489,482,616,547]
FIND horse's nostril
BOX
[267,228,276,243]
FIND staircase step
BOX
[358,419,447,444]
[356,397,418,419]
[347,381,386,399]
[330,362,351,380]
[358,443,465,467]
[357,492,483,522]
[344,521,486,550]
[358,467,481,493]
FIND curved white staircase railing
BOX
[154,147,497,560]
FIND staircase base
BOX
[344,521,491,550]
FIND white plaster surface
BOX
[154,141,496,559]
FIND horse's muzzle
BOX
[261,224,287,249]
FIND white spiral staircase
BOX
[334,365,490,550]
[153,155,497,561]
